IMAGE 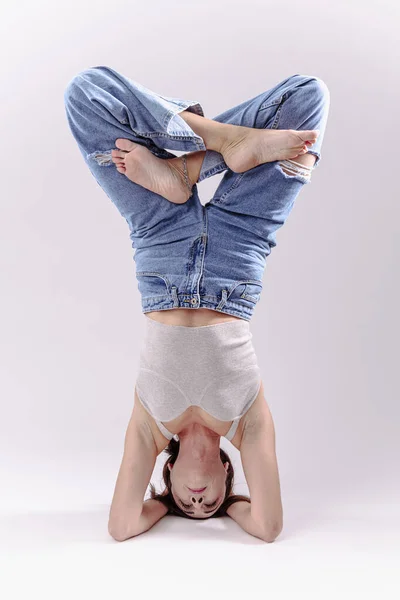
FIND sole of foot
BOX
[111,139,193,204]
[221,127,320,173]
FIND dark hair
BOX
[149,437,250,519]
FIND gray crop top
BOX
[135,316,262,442]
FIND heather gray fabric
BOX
[135,316,262,441]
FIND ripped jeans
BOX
[63,66,330,321]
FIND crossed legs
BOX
[110,110,319,204]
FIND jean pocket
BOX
[227,280,263,305]
[255,93,285,130]
[258,93,284,110]
[136,272,172,298]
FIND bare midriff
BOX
[145,307,244,327]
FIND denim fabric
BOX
[64,66,330,321]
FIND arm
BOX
[227,390,283,542]
[226,500,271,542]
[108,408,168,541]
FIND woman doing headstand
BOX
[64,66,330,542]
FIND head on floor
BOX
[149,425,250,519]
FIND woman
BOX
[64,66,330,542]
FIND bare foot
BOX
[111,139,193,204]
[220,127,320,173]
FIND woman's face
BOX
[168,454,229,518]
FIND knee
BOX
[63,73,84,105]
[305,76,330,105]
[63,66,104,104]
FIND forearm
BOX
[226,501,279,543]
[109,498,168,541]
[108,455,143,534]
[135,498,169,535]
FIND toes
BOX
[115,138,137,152]
[306,131,319,144]
[303,129,319,139]
[294,144,308,154]
[293,146,308,157]
[111,149,127,159]
[111,156,125,167]
[296,130,319,145]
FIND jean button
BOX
[190,298,197,305]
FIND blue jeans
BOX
[64,66,330,322]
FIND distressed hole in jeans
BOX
[87,149,114,166]
[278,158,313,183]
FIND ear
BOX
[167,462,173,472]
[223,461,229,472]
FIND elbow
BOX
[259,520,283,543]
[108,523,129,542]
[109,530,128,542]
[108,518,136,542]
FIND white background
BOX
[0,0,398,598]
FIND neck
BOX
[178,423,220,461]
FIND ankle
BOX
[180,110,235,154]
[185,151,206,185]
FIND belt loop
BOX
[216,289,228,310]
[171,286,179,307]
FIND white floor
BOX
[1,459,398,600]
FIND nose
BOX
[188,487,206,503]
[191,495,204,504]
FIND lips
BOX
[188,487,207,493]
